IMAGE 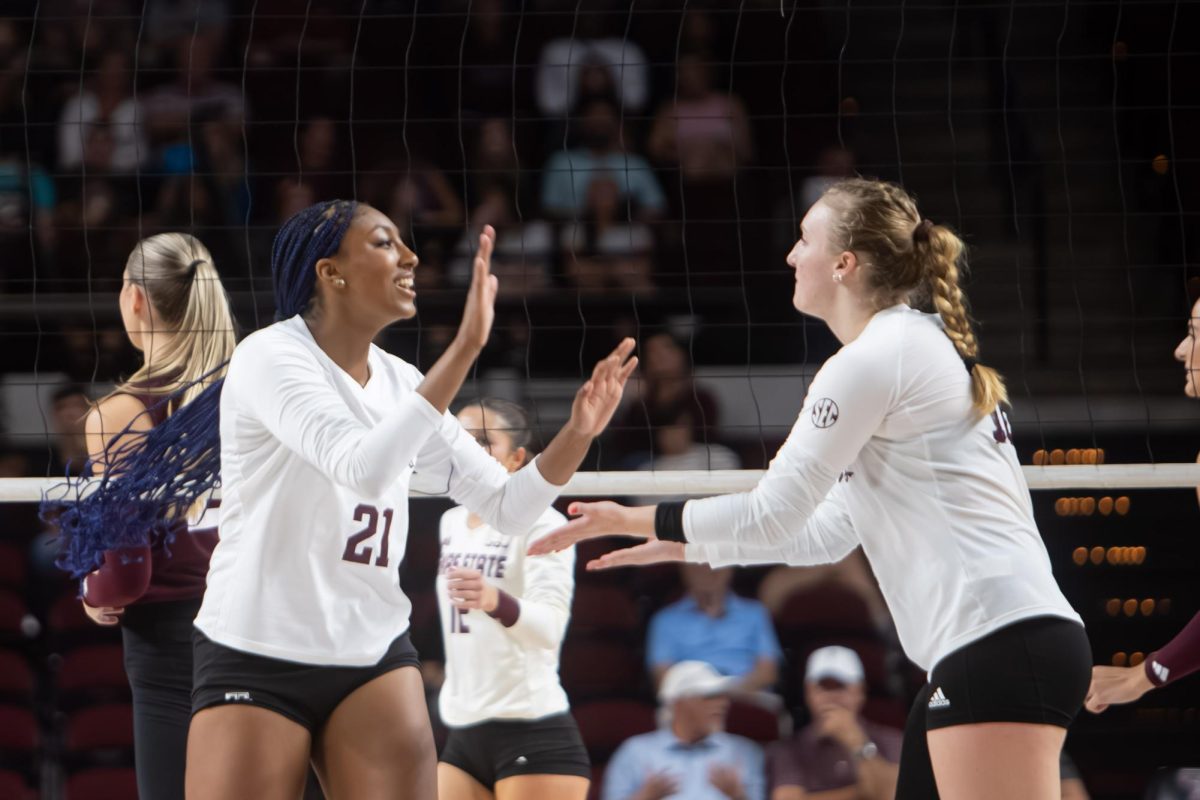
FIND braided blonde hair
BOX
[820,178,1007,418]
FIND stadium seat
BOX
[64,767,138,800]
[0,542,27,590]
[572,699,656,762]
[559,639,645,701]
[64,703,134,758]
[774,582,877,640]
[0,768,34,800]
[726,699,783,743]
[57,645,128,707]
[0,649,34,703]
[570,584,641,638]
[0,705,38,757]
[0,590,27,643]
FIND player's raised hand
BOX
[527,500,653,556]
[568,338,638,437]
[456,225,498,351]
[586,540,686,571]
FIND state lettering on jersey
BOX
[837,469,855,483]
[438,549,509,579]
[811,397,840,429]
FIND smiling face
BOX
[315,205,419,328]
[1175,298,1200,398]
[785,200,843,318]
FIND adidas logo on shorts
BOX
[514,756,529,766]
[224,691,253,702]
[928,687,951,709]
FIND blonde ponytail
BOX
[118,233,236,409]
[821,178,1007,419]
[919,224,1008,417]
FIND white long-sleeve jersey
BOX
[436,506,574,727]
[682,305,1082,672]
[195,316,561,666]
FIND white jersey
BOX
[195,316,561,666]
[683,304,1082,672]
[436,506,574,727]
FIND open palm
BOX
[569,338,638,437]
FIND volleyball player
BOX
[1084,295,1200,711]
[65,233,234,799]
[529,178,1091,800]
[435,398,589,800]
[185,200,635,800]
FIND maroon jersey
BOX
[83,387,217,607]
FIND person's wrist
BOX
[450,333,484,358]
[1135,661,1159,691]
[482,585,498,613]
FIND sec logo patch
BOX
[811,398,840,428]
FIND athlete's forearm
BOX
[1146,610,1200,686]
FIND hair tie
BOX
[913,219,935,244]
[962,356,979,373]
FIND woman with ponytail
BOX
[185,200,635,800]
[54,232,235,799]
[529,177,1089,800]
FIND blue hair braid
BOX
[42,370,226,581]
[271,199,358,320]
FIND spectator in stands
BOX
[612,332,720,467]
[48,384,90,477]
[559,175,655,294]
[541,98,666,222]
[0,128,57,289]
[766,646,901,800]
[57,49,147,173]
[467,118,531,217]
[647,563,781,693]
[143,34,244,170]
[647,54,753,185]
[535,16,649,118]
[602,660,766,800]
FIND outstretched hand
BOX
[526,500,651,556]
[568,338,638,437]
[1085,664,1155,713]
[585,540,686,571]
[456,225,498,351]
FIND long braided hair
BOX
[819,178,1008,418]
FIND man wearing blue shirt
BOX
[602,661,766,800]
[647,564,782,692]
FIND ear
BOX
[507,446,528,472]
[314,256,344,287]
[834,249,860,281]
[127,281,148,316]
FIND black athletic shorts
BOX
[439,713,591,788]
[895,615,1091,799]
[191,628,421,733]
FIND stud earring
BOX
[833,273,843,283]
[334,278,347,288]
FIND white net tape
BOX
[9,463,1200,504]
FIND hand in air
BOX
[527,500,647,556]
[446,567,499,613]
[585,540,686,571]
[456,225,498,351]
[568,338,638,438]
[1085,664,1155,713]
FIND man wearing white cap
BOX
[601,661,765,800]
[766,646,901,800]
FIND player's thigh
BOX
[185,704,312,800]
[312,665,436,800]
[494,774,589,800]
[927,721,1065,800]
[438,762,494,800]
